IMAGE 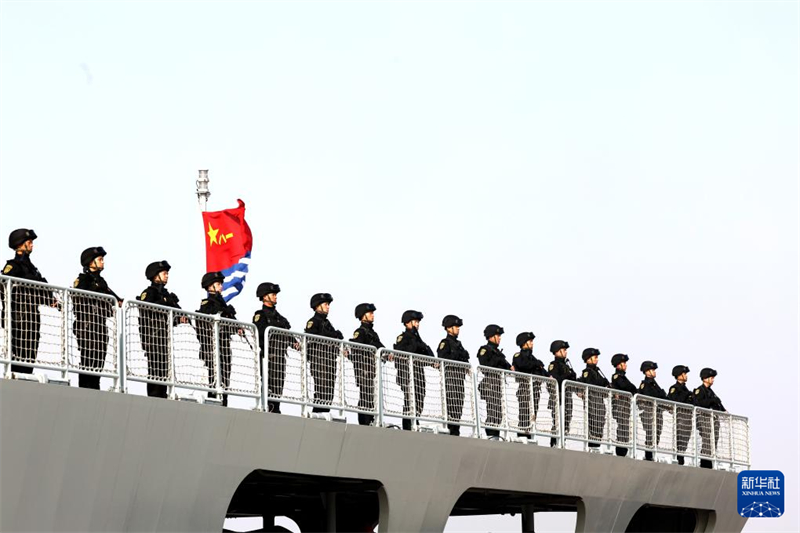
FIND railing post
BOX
[168,309,175,399]
[473,368,482,438]
[560,380,566,448]
[261,328,269,412]
[408,355,416,430]
[300,335,308,417]
[440,361,448,429]
[117,303,125,393]
[631,396,637,459]
[728,414,734,470]
[3,278,11,377]
[338,341,345,418]
[376,349,384,428]
[711,411,717,470]
[214,316,222,398]
[499,371,509,439]
[61,288,69,381]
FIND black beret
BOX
[672,365,690,377]
[310,292,333,309]
[610,353,629,367]
[201,271,225,289]
[442,315,463,328]
[550,340,569,354]
[8,228,37,249]
[640,360,658,373]
[581,347,600,361]
[402,310,423,324]
[700,367,717,379]
[483,324,504,339]
[355,303,377,319]
[145,260,171,280]
[80,246,107,268]
[256,282,281,298]
[515,331,535,347]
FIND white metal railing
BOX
[476,365,560,442]
[1,275,120,386]
[378,348,476,434]
[0,283,751,469]
[562,380,635,452]
[263,326,379,419]
[123,300,260,405]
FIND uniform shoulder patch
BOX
[613,374,618,380]
[353,331,360,338]
[583,371,588,378]
[514,352,520,358]
[139,291,148,301]
[670,387,675,394]
[694,388,700,395]
[396,334,403,343]
[549,363,554,371]
[439,342,445,350]
[73,278,80,288]
[201,299,208,305]
[639,383,645,389]
[2,264,12,274]
[479,348,486,356]
[306,320,314,329]
[253,313,261,322]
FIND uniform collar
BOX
[361,321,374,329]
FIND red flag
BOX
[201,199,253,301]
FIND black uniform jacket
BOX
[513,349,547,376]
[73,270,120,320]
[305,312,343,339]
[477,342,511,370]
[668,382,694,404]
[394,328,433,357]
[693,385,725,411]
[611,369,638,395]
[350,321,384,349]
[253,305,292,358]
[548,357,577,385]
[437,334,469,363]
[639,377,667,399]
[578,364,609,387]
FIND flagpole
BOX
[196,169,210,211]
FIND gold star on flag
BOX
[207,223,219,246]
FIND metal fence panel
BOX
[124,300,173,388]
[265,328,379,417]
[441,358,476,430]
[477,366,560,441]
[731,414,751,468]
[0,276,65,372]
[65,287,119,380]
[220,318,260,397]
[695,406,717,462]
[563,380,632,451]
[378,349,444,427]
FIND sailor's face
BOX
[588,355,598,365]
[618,361,627,372]
[21,240,33,253]
[363,311,375,323]
[157,270,169,284]
[318,302,330,315]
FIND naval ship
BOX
[0,271,750,533]
[0,178,751,533]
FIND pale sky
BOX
[1,1,798,532]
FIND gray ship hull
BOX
[0,379,746,532]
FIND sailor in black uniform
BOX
[694,368,726,469]
[350,303,383,426]
[72,246,122,389]
[394,310,434,431]
[137,260,183,398]
[196,272,239,406]
[477,325,510,438]
[2,229,53,374]
[511,332,547,438]
[305,293,343,413]
[547,340,576,447]
[437,315,470,436]
[668,365,693,465]
[253,282,292,414]
[638,360,667,461]
[577,348,609,449]
[610,353,637,456]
